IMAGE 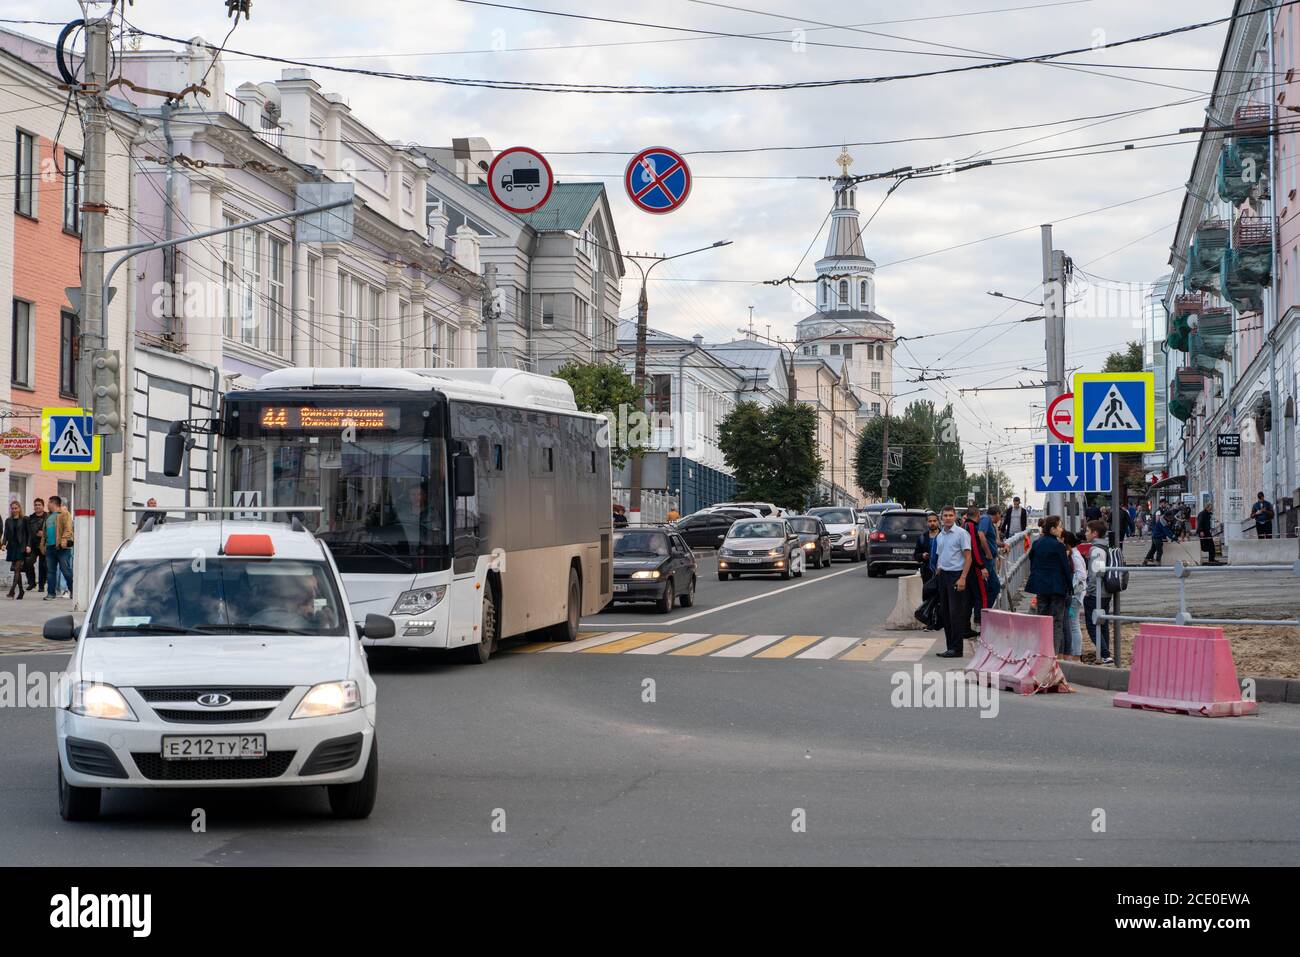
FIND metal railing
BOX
[994,527,1039,611]
[1092,559,1300,663]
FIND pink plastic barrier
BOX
[965,609,1072,695]
[1114,623,1257,717]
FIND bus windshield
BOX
[223,396,448,574]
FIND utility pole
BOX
[1041,224,1068,519]
[483,261,500,367]
[74,17,112,611]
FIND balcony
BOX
[1185,220,1228,294]
[1191,306,1233,362]
[1216,129,1270,207]
[1169,368,1204,422]
[1220,216,1272,313]
[222,93,283,151]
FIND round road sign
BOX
[1047,392,1074,443]
[625,146,691,214]
[487,146,554,215]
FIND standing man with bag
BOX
[933,506,972,660]
[44,496,74,601]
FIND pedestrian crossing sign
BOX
[1072,372,1155,452]
[41,407,101,471]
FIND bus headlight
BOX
[392,586,447,616]
[292,681,361,719]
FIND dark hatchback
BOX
[866,509,929,577]
[785,515,832,569]
[672,508,757,550]
[609,527,698,613]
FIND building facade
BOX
[1161,0,1299,537]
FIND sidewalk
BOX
[0,592,75,638]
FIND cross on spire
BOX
[836,146,853,177]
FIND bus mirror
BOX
[454,453,476,498]
[162,426,186,477]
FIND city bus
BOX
[163,367,612,663]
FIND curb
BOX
[1059,660,1300,703]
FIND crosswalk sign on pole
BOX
[1033,444,1112,493]
[41,407,101,471]
[1072,372,1155,452]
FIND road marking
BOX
[754,634,824,659]
[626,633,711,655]
[882,637,937,662]
[839,638,895,662]
[508,640,569,653]
[668,633,746,656]
[649,565,862,626]
[711,634,785,658]
[582,632,673,654]
[795,635,860,660]
[541,630,640,653]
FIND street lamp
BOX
[876,387,926,503]
[571,232,732,521]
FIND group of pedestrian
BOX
[916,502,1012,659]
[1,496,74,601]
[1025,515,1116,664]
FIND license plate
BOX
[161,735,266,761]
[893,548,912,555]
[613,583,628,592]
[739,557,763,564]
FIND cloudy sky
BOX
[19,0,1233,500]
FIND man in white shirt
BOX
[934,505,973,658]
[1000,496,1028,539]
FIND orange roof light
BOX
[224,533,276,557]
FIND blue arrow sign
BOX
[1034,444,1112,493]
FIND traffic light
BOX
[90,349,121,434]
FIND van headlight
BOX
[392,585,447,616]
[292,680,361,719]
[69,682,136,721]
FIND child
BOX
[1061,530,1086,661]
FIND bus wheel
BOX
[548,568,581,641]
[459,589,498,664]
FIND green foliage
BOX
[552,361,642,470]
[966,468,1014,506]
[911,400,967,510]
[718,401,823,510]
[1102,341,1144,374]
[854,413,933,507]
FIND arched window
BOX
[837,279,848,304]
[860,280,868,305]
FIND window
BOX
[222,214,238,338]
[543,447,554,472]
[493,444,504,470]
[575,296,592,338]
[838,279,848,304]
[63,153,82,232]
[803,344,818,356]
[11,299,32,387]
[830,344,840,355]
[871,371,881,392]
[877,344,885,360]
[649,373,672,416]
[427,314,442,367]
[540,293,556,326]
[350,278,366,365]
[14,131,35,217]
[842,343,853,359]
[267,238,286,354]
[871,402,881,415]
[860,280,867,304]
[367,288,382,365]
[240,229,261,345]
[306,254,321,364]
[60,311,78,398]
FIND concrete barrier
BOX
[1113,622,1258,717]
[1225,537,1299,564]
[964,609,1072,694]
[884,573,925,630]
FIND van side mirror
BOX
[162,424,186,477]
[44,615,77,642]
[453,453,476,498]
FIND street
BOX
[3,556,1297,866]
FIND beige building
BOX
[793,355,865,506]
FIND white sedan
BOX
[45,521,390,821]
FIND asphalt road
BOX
[3,556,1298,866]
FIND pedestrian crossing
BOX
[504,630,942,663]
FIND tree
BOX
[718,400,822,510]
[919,401,968,510]
[854,413,933,507]
[1103,340,1144,373]
[966,467,1014,507]
[552,361,642,469]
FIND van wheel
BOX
[547,568,581,641]
[58,761,100,822]
[328,739,379,819]
[459,588,498,663]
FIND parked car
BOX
[707,501,784,518]
[717,519,805,581]
[673,508,760,549]
[807,506,867,562]
[609,527,697,613]
[785,515,832,569]
[44,519,387,821]
[867,508,930,577]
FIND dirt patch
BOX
[1079,622,1300,678]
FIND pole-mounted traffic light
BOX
[90,349,121,434]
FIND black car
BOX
[866,508,930,577]
[672,508,757,550]
[785,515,832,569]
[609,527,698,613]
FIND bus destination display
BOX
[257,406,399,431]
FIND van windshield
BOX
[88,559,347,637]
